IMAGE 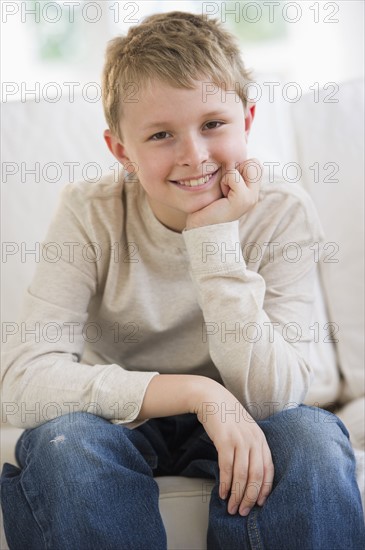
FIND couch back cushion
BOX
[291,78,364,402]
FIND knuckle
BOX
[230,479,244,494]
[248,469,263,483]
[246,480,261,494]
[221,464,233,475]
[234,471,248,482]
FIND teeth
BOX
[177,174,211,187]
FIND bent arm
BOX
[1,183,159,429]
[182,187,324,419]
[136,373,216,420]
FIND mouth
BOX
[170,169,219,191]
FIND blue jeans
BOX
[1,405,364,549]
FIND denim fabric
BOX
[1,405,364,550]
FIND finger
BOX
[221,158,262,197]
[220,175,231,198]
[228,448,249,514]
[237,159,262,211]
[238,448,264,515]
[238,158,263,190]
[218,448,235,500]
[219,162,240,197]
[257,444,274,506]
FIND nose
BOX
[176,134,208,167]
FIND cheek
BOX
[136,157,171,192]
[217,136,248,165]
[141,152,170,176]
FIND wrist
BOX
[184,218,205,231]
[137,374,218,420]
[187,376,223,416]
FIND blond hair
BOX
[102,11,253,141]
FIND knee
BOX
[23,412,108,448]
[284,405,350,448]
[18,413,154,480]
[263,405,353,466]
[17,413,119,476]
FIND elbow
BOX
[277,358,313,416]
[2,396,45,430]
[277,357,313,410]
[1,382,27,429]
[294,358,314,404]
[1,350,50,429]
[1,371,40,430]
[247,358,313,421]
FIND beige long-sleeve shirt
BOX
[1,172,340,429]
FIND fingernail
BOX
[258,497,266,506]
[229,505,238,515]
[240,508,250,517]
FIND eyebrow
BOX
[141,110,230,131]
[142,121,171,131]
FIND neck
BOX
[147,196,187,233]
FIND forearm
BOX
[182,219,318,417]
[207,307,312,413]
[136,374,218,420]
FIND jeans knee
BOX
[17,413,156,483]
[288,405,349,440]
[2,414,165,549]
[267,405,354,466]
[16,412,105,462]
[42,410,106,434]
[16,413,118,476]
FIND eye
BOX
[204,121,224,130]
[150,131,171,141]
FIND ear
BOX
[103,129,132,168]
[244,102,256,138]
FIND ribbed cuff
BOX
[93,366,160,423]
[182,220,245,273]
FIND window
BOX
[1,1,364,102]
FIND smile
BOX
[170,170,219,190]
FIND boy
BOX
[1,11,364,550]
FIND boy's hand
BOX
[192,380,274,516]
[185,158,262,230]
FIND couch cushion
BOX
[157,476,214,550]
[247,75,340,407]
[291,79,364,404]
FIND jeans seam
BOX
[247,507,264,550]
[15,435,50,549]
[14,469,49,549]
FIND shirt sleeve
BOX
[1,184,159,429]
[182,189,324,419]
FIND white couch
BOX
[1,77,364,549]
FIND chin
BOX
[200,189,223,205]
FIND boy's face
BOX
[105,78,255,232]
